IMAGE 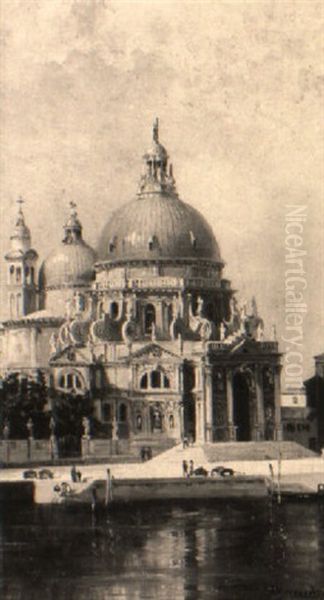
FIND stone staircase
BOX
[129,436,177,459]
[123,443,208,478]
[204,441,317,463]
[116,440,318,480]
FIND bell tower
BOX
[4,197,38,318]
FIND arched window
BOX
[9,294,15,318]
[67,374,73,388]
[25,266,30,281]
[16,293,22,317]
[152,407,162,431]
[75,375,82,389]
[189,231,197,249]
[151,370,161,388]
[16,267,21,283]
[110,301,119,320]
[136,414,142,431]
[30,267,35,283]
[164,374,170,388]
[102,403,111,422]
[140,373,148,389]
[140,370,170,390]
[58,374,65,388]
[9,265,14,283]
[169,414,174,429]
[144,304,156,334]
[118,403,127,422]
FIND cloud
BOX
[0,0,323,378]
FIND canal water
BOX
[1,500,324,599]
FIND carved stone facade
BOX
[0,122,282,448]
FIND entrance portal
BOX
[233,372,252,441]
[183,364,196,442]
[183,395,195,441]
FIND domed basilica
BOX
[1,121,282,455]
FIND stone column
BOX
[178,364,184,394]
[156,300,163,337]
[195,397,205,444]
[226,370,236,441]
[194,365,202,392]
[179,402,184,441]
[204,366,213,442]
[254,366,265,441]
[274,365,283,441]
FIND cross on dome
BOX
[15,195,27,227]
[17,195,24,208]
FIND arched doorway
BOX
[183,363,196,441]
[233,372,252,441]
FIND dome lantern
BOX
[138,118,177,196]
[63,201,83,244]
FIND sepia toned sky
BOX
[0,0,323,384]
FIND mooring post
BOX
[105,468,113,507]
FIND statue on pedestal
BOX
[49,332,59,356]
[111,417,118,441]
[82,416,91,439]
[3,420,10,440]
[220,321,226,341]
[26,417,34,440]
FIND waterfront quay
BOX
[1,442,324,504]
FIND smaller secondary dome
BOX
[39,202,96,289]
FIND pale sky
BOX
[0,0,323,383]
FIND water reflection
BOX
[1,500,324,599]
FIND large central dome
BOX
[98,193,221,262]
[97,120,222,264]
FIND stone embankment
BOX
[0,442,323,495]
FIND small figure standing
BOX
[91,486,97,513]
[189,460,194,476]
[71,465,77,482]
[183,436,189,449]
[182,460,188,477]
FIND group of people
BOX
[182,435,194,449]
[140,446,153,461]
[182,459,195,477]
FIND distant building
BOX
[304,353,324,451]
[0,121,283,454]
[281,389,317,451]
